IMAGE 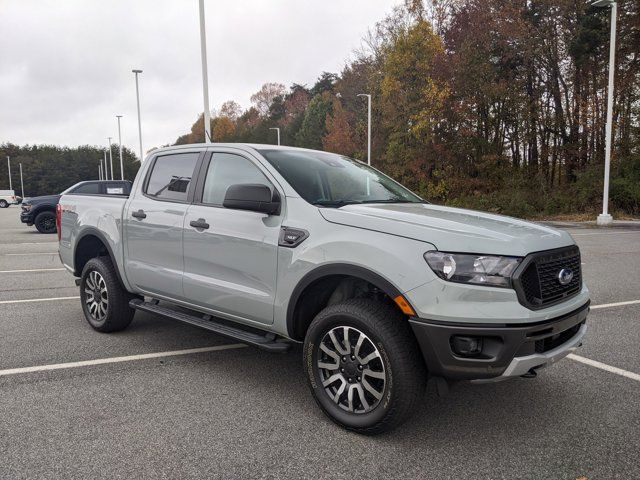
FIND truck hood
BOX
[319,203,574,257]
[23,194,61,206]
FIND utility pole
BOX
[116,115,124,180]
[99,163,103,180]
[103,150,109,180]
[198,0,212,143]
[132,69,144,160]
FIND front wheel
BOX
[303,298,426,435]
[0,199,8,208]
[34,211,56,233]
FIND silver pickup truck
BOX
[58,144,589,434]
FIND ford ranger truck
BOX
[58,144,589,435]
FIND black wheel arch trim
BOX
[286,263,409,340]
[73,227,126,288]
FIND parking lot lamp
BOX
[132,69,144,161]
[107,137,114,180]
[6,157,11,190]
[593,0,617,226]
[116,115,124,180]
[19,163,24,198]
[357,94,372,165]
[269,127,281,145]
[198,0,212,143]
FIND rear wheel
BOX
[80,257,135,332]
[34,211,56,233]
[303,298,426,435]
[0,199,8,208]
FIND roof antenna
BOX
[205,129,213,143]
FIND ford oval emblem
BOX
[558,268,574,285]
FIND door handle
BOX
[190,218,210,230]
[131,209,147,219]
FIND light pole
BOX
[107,137,114,180]
[116,115,124,180]
[357,94,372,165]
[19,163,24,198]
[198,0,212,143]
[269,127,281,146]
[594,0,617,226]
[6,156,12,190]
[132,69,144,161]
[99,163,103,181]
[103,150,108,180]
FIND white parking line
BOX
[0,344,248,377]
[0,268,65,273]
[13,242,58,245]
[0,296,79,305]
[568,354,640,382]
[591,299,640,310]
[571,231,640,236]
[3,252,58,256]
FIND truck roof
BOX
[146,143,326,158]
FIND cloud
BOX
[0,0,399,154]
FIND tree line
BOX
[176,0,640,217]
[0,144,140,198]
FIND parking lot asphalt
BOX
[1,207,639,480]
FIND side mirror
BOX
[223,183,281,215]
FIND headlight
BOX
[424,251,521,288]
[22,204,32,211]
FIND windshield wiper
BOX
[359,199,416,204]
[313,199,363,208]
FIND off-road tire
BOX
[80,256,135,332]
[303,298,426,435]
[34,211,56,233]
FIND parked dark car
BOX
[21,180,132,233]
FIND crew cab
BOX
[21,180,131,233]
[58,144,589,434]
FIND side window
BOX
[71,183,101,194]
[145,153,199,201]
[202,153,271,205]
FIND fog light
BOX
[451,335,483,357]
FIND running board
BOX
[129,299,290,353]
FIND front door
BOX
[182,151,282,325]
[124,150,201,299]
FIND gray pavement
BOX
[1,206,639,479]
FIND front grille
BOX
[515,246,582,309]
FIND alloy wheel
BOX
[317,326,386,414]
[84,270,108,321]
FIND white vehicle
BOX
[0,190,19,208]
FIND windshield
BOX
[258,149,424,207]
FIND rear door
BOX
[123,150,203,300]
[182,150,282,325]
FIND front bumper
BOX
[409,301,589,381]
[20,210,34,224]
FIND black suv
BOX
[21,180,132,233]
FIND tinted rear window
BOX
[71,183,101,194]
[145,153,199,201]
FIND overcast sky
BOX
[0,0,401,155]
